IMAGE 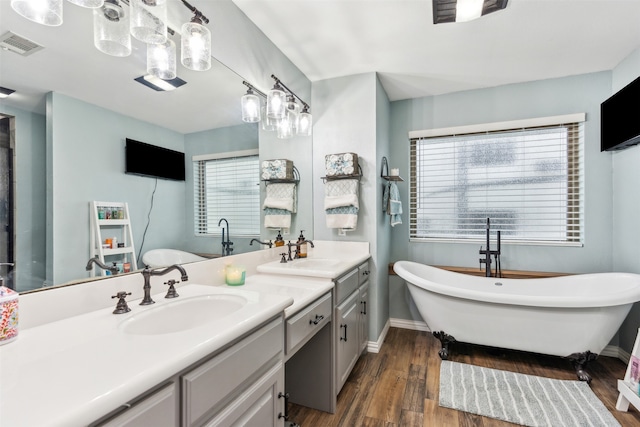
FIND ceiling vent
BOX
[0,31,44,56]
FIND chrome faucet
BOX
[250,238,273,248]
[140,264,189,305]
[479,218,501,277]
[286,240,314,261]
[218,218,233,256]
[86,256,119,276]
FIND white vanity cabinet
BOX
[94,317,285,427]
[335,260,370,394]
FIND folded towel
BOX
[263,183,297,213]
[326,206,358,230]
[264,207,291,231]
[383,181,402,227]
[325,179,359,229]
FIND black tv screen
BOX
[125,138,186,181]
[601,75,640,151]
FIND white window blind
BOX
[194,153,260,236]
[410,118,584,245]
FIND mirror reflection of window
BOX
[193,150,260,236]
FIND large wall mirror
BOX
[0,0,313,293]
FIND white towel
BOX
[264,208,291,231]
[324,179,359,230]
[263,183,297,213]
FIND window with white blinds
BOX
[409,115,584,245]
[194,151,260,236]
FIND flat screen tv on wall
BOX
[125,138,186,181]
[601,75,640,152]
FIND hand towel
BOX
[263,183,297,212]
[264,208,291,231]
[264,183,296,231]
[383,181,402,227]
[325,179,359,230]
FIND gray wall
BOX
[184,123,259,255]
[611,48,640,353]
[47,92,186,285]
[388,72,616,327]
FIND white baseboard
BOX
[367,319,390,353]
[388,319,626,362]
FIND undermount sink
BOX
[120,294,248,335]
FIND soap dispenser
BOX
[274,230,284,247]
[0,278,18,345]
[297,230,308,258]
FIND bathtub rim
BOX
[394,260,640,309]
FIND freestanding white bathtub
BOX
[142,249,207,268]
[394,260,640,382]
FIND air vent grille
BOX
[0,31,44,56]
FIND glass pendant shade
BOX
[277,115,293,139]
[181,20,211,71]
[241,90,260,123]
[456,0,483,22]
[68,0,103,8]
[11,0,63,26]
[261,105,278,131]
[285,97,300,134]
[130,0,167,44]
[266,85,286,119]
[298,108,312,136]
[147,38,176,80]
[93,0,131,57]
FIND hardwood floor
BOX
[287,327,640,426]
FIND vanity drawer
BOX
[358,261,370,284]
[335,268,359,305]
[181,317,283,427]
[286,292,332,355]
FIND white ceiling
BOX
[233,0,640,101]
[1,0,639,134]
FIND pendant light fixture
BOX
[130,0,167,44]
[241,88,261,123]
[243,75,312,138]
[147,38,176,80]
[298,105,312,137]
[68,0,104,8]
[266,81,286,120]
[93,0,131,57]
[181,10,211,71]
[11,0,63,26]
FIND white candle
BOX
[390,168,399,176]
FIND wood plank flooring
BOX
[287,327,640,426]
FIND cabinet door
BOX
[336,290,360,393]
[97,382,177,427]
[203,361,285,427]
[358,282,369,353]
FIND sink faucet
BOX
[86,256,119,276]
[478,218,501,277]
[218,218,233,256]
[140,264,189,305]
[286,240,314,261]
[249,238,273,248]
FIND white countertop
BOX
[0,284,292,427]
[2,240,371,426]
[237,274,334,318]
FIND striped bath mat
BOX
[439,361,620,427]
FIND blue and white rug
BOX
[439,361,620,427]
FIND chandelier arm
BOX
[271,74,310,111]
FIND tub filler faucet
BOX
[479,218,501,277]
[218,218,234,257]
[86,256,119,276]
